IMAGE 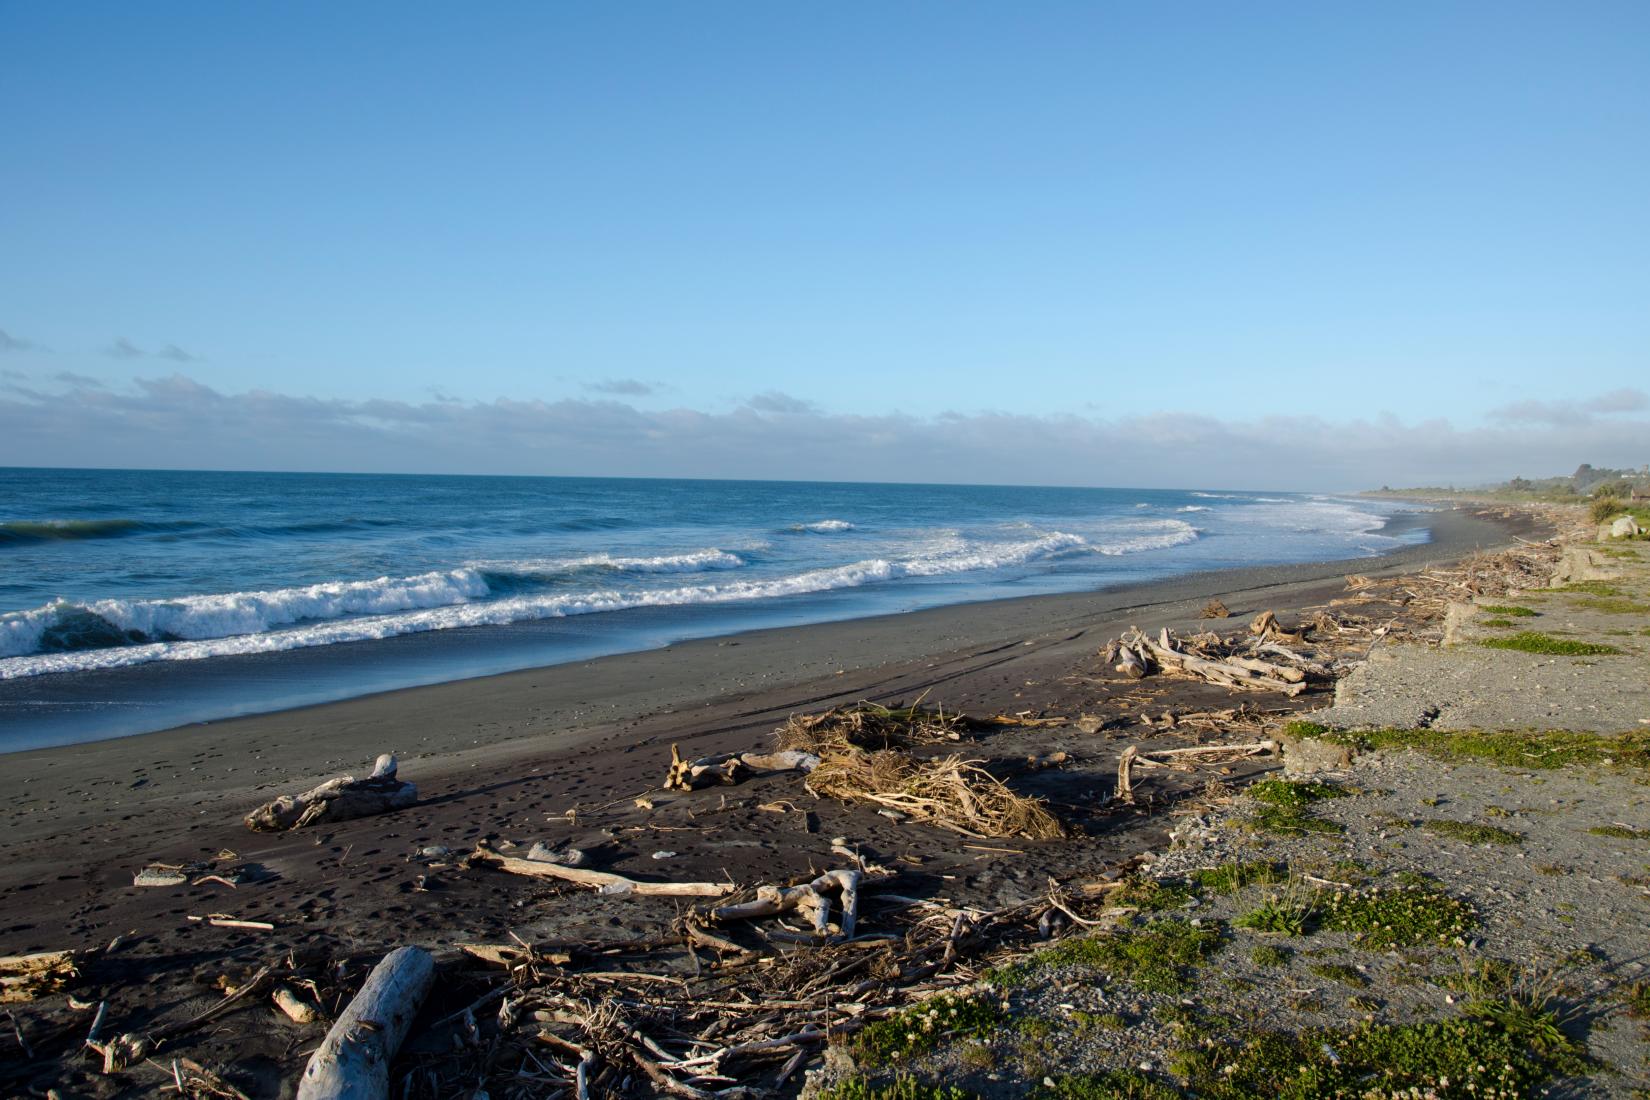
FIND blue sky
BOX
[1,2,1647,485]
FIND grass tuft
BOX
[1479,604,1538,617]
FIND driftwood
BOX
[663,745,819,791]
[296,946,434,1100]
[1121,627,1310,696]
[0,949,76,1003]
[1116,740,1279,803]
[1102,637,1151,679]
[710,869,868,940]
[274,985,321,1024]
[246,754,416,832]
[470,845,735,897]
[1248,610,1305,644]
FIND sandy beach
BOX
[0,505,1552,1094]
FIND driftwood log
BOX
[0,949,76,1003]
[1133,628,1308,696]
[710,869,865,940]
[246,754,416,832]
[296,946,434,1100]
[664,745,820,791]
[1116,740,1279,803]
[471,845,735,897]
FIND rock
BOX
[1280,732,1354,776]
[1610,515,1642,539]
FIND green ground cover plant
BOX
[1421,819,1524,845]
[1542,581,1623,596]
[1171,1002,1585,1100]
[1244,779,1348,835]
[1479,604,1538,616]
[1318,884,1475,948]
[1286,721,1650,775]
[1589,825,1650,840]
[1478,617,1515,627]
[852,992,1004,1061]
[1031,1071,1180,1100]
[1477,631,1622,655]
[1250,944,1292,966]
[820,1076,978,1100]
[1011,918,1223,994]
[1189,860,1285,895]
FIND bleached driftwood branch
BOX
[470,845,735,897]
[246,754,416,832]
[296,946,434,1100]
[1116,740,1279,803]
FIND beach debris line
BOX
[1115,739,1280,803]
[244,753,416,832]
[469,842,736,897]
[296,946,434,1100]
[1102,620,1320,696]
[708,867,880,941]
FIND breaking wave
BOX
[0,525,1199,677]
[789,519,855,533]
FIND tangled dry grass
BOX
[774,701,963,754]
[806,749,1066,840]
[775,702,1065,841]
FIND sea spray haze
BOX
[0,468,1428,746]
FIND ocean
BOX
[0,468,1429,749]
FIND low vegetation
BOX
[1479,604,1538,617]
[1421,818,1525,845]
[852,992,1004,1061]
[1286,721,1650,776]
[1243,779,1348,835]
[1477,631,1622,655]
[1318,884,1475,948]
[996,919,1223,994]
[820,1076,978,1100]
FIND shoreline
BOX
[0,507,1527,855]
[2,503,1453,755]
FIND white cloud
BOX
[1489,388,1649,427]
[1,373,1645,491]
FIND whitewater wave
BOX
[789,519,855,533]
[0,525,1199,677]
[476,549,747,580]
[1177,505,1210,512]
